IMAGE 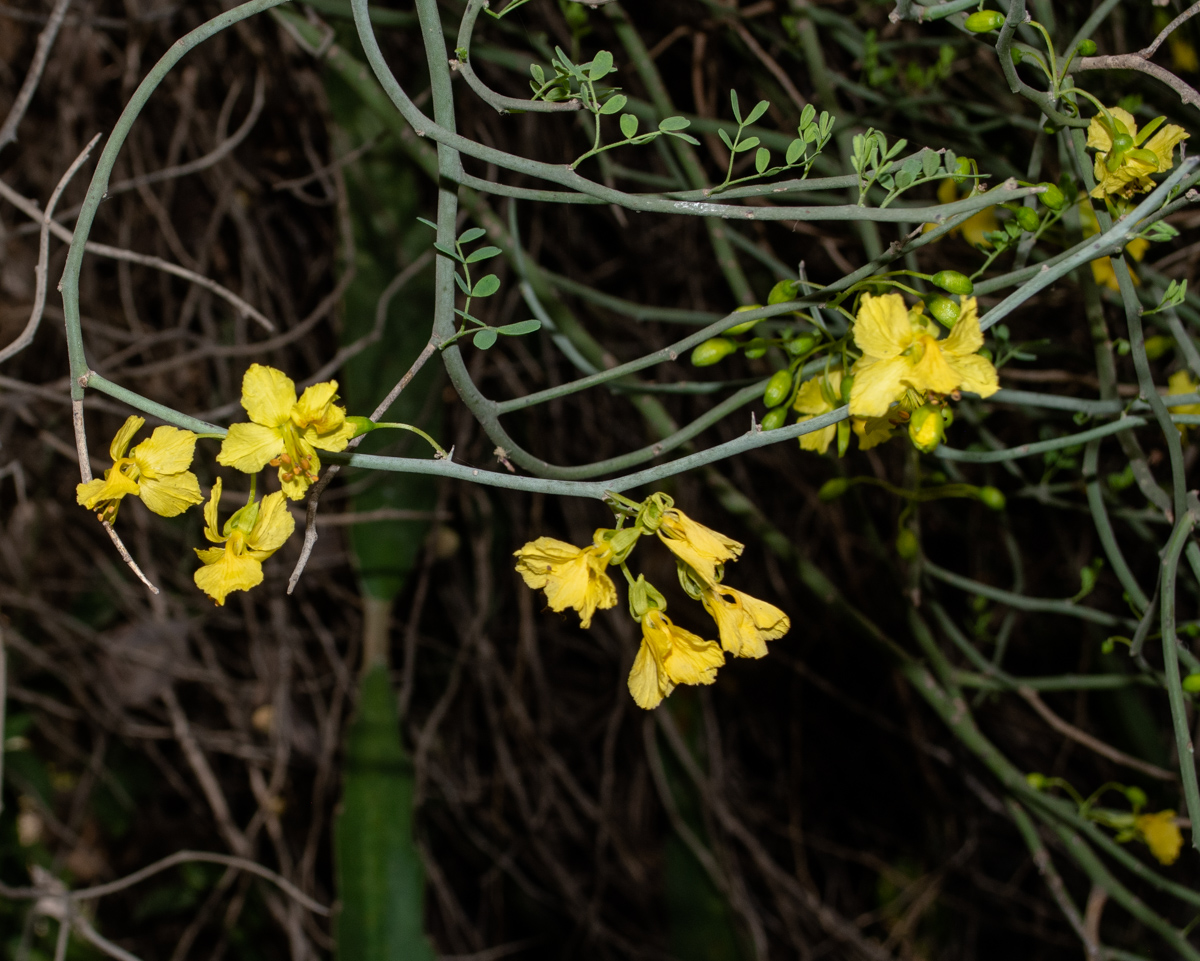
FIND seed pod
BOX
[761,407,788,431]
[763,369,793,408]
[818,477,849,501]
[977,486,1006,510]
[928,296,961,328]
[964,10,1005,32]
[691,337,737,367]
[1038,182,1066,210]
[932,270,974,295]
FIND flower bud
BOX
[908,405,945,453]
[1037,182,1066,210]
[691,337,737,367]
[932,270,974,295]
[1144,336,1172,360]
[978,486,1006,510]
[895,527,919,560]
[952,156,974,185]
[627,574,667,620]
[1011,47,1023,65]
[965,10,1005,32]
[761,407,788,431]
[840,372,855,404]
[768,279,801,305]
[786,332,819,356]
[744,338,770,360]
[1026,772,1047,790]
[928,296,960,328]
[726,304,763,336]
[1077,39,1097,56]
[818,477,849,501]
[1014,206,1039,232]
[1125,785,1148,808]
[763,369,793,408]
[1183,673,1200,694]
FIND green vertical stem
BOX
[604,3,756,304]
[1160,511,1200,849]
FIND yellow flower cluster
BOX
[1086,106,1188,202]
[77,364,359,606]
[1135,809,1184,866]
[514,494,790,710]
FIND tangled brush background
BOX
[1,0,1200,958]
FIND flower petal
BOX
[110,416,145,461]
[942,298,983,356]
[905,336,961,395]
[133,426,197,476]
[628,638,669,710]
[203,479,224,543]
[280,467,315,501]
[656,615,724,687]
[853,293,912,360]
[249,491,296,553]
[194,547,263,606]
[949,352,1000,398]
[514,537,582,589]
[138,471,204,517]
[797,419,836,454]
[76,468,139,510]
[1144,123,1189,172]
[217,422,285,474]
[241,364,296,427]
[293,381,344,433]
[793,373,838,415]
[852,415,895,451]
[303,419,355,453]
[850,356,908,417]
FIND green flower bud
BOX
[931,270,974,295]
[908,405,945,453]
[928,296,961,328]
[691,337,737,367]
[768,279,801,306]
[1183,673,1200,694]
[1077,39,1097,56]
[1015,206,1039,232]
[726,304,763,336]
[1037,182,1066,210]
[785,332,819,356]
[1042,123,1059,135]
[1124,785,1148,808]
[763,369,793,408]
[1011,47,1023,65]
[978,486,1006,510]
[761,407,788,431]
[627,574,667,619]
[952,156,974,185]
[818,477,849,501]
[840,372,855,404]
[965,10,1005,32]
[1144,335,1173,361]
[895,527,919,560]
[1026,772,1047,790]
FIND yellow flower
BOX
[849,293,999,418]
[217,365,356,500]
[1087,106,1188,200]
[1167,369,1200,441]
[76,415,203,523]
[627,610,724,710]
[852,414,897,450]
[793,368,843,454]
[1078,197,1150,290]
[656,507,744,584]
[1135,810,1183,866]
[700,585,789,659]
[926,177,999,248]
[514,532,617,629]
[193,478,296,606]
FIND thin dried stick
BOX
[0,134,102,365]
[0,179,275,331]
[0,0,73,153]
[1017,687,1176,781]
[71,399,159,594]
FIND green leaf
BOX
[799,103,816,129]
[530,63,545,84]
[717,127,734,150]
[336,667,437,961]
[600,93,627,115]
[458,226,486,244]
[415,216,437,230]
[785,139,804,165]
[922,148,939,179]
[733,136,760,153]
[453,271,471,294]
[473,327,498,349]
[658,116,691,132]
[667,132,700,144]
[754,147,770,174]
[497,319,542,336]
[471,274,501,297]
[729,89,741,123]
[620,113,639,139]
[745,99,770,126]
[589,49,614,80]
[465,245,502,263]
[433,242,461,262]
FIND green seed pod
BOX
[761,406,788,431]
[1014,206,1039,232]
[1183,673,1200,694]
[691,337,737,367]
[928,296,961,328]
[978,486,1006,510]
[768,280,800,305]
[895,527,919,560]
[964,10,1005,32]
[726,304,763,336]
[1037,182,1066,210]
[1076,39,1097,56]
[931,270,974,295]
[785,332,819,357]
[763,369,793,408]
[818,477,849,501]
